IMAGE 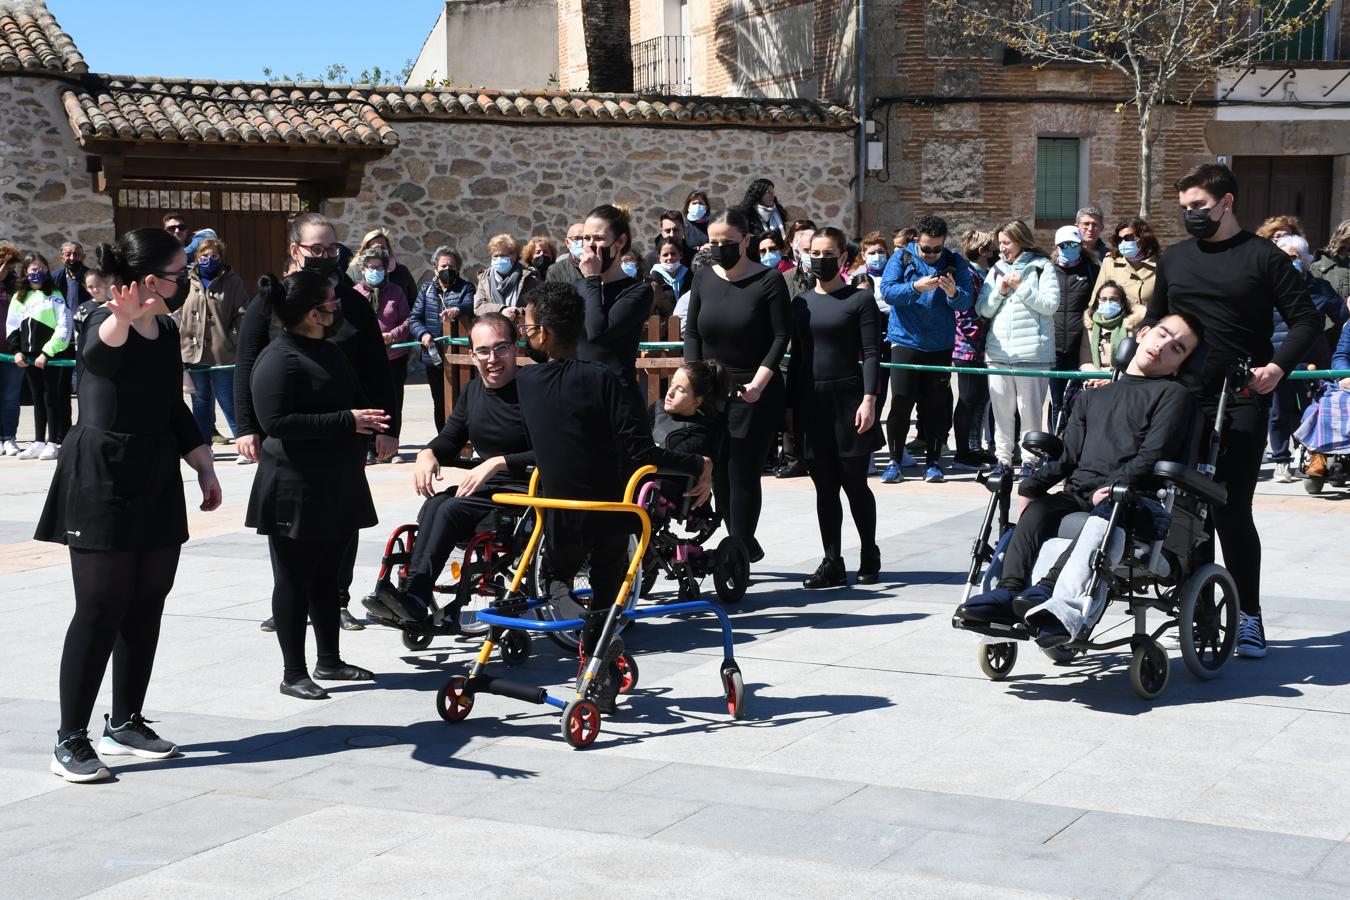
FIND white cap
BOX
[1054,225,1082,245]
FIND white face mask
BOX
[660,261,681,274]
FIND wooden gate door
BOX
[113,185,306,291]
[1232,156,1333,250]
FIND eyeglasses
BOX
[517,323,543,336]
[917,244,944,255]
[297,243,340,258]
[1117,233,1137,241]
[165,224,188,233]
[1057,242,1081,250]
[472,342,515,360]
[312,299,339,313]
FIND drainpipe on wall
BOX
[855,0,867,234]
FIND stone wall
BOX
[0,76,114,253]
[322,119,855,281]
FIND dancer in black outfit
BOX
[1146,163,1319,659]
[517,282,712,711]
[370,313,535,623]
[788,227,883,588]
[38,229,222,783]
[247,270,386,700]
[578,204,653,400]
[683,208,791,563]
[234,212,396,632]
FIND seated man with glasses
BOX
[368,312,534,624]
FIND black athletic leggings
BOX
[952,359,990,453]
[887,346,953,464]
[26,364,71,444]
[336,530,358,607]
[543,511,629,651]
[806,452,876,560]
[270,534,348,682]
[1201,398,1268,617]
[59,545,181,738]
[715,406,779,545]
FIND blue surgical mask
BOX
[1117,239,1141,260]
[363,267,386,287]
[26,271,45,284]
[1058,243,1081,265]
[865,252,886,274]
[760,251,782,268]
[492,256,514,275]
[197,257,221,278]
[1098,300,1122,320]
[621,261,639,278]
[568,240,583,260]
[687,203,707,221]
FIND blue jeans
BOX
[188,368,237,443]
[0,360,21,440]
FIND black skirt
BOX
[796,374,885,460]
[724,369,785,440]
[35,424,188,551]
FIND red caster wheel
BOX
[721,662,747,720]
[615,653,639,694]
[561,698,601,748]
[437,674,474,723]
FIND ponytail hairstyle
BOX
[586,203,632,255]
[256,269,333,329]
[678,358,733,415]
[14,252,55,301]
[94,228,184,287]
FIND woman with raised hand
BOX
[247,269,384,701]
[683,207,791,563]
[38,228,222,783]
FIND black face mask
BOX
[323,304,346,340]
[711,243,742,269]
[302,255,341,280]
[162,270,191,312]
[599,238,625,274]
[810,256,841,283]
[437,268,456,286]
[523,341,549,364]
[1183,205,1223,240]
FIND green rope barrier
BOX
[0,352,75,367]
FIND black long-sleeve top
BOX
[244,331,376,539]
[1148,230,1320,397]
[1020,374,1195,502]
[78,307,203,453]
[426,377,535,488]
[683,265,791,379]
[233,276,397,438]
[515,359,703,502]
[787,285,880,396]
[578,274,652,390]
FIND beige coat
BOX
[179,268,249,366]
[1079,298,1146,369]
[1091,254,1156,313]
[474,266,540,316]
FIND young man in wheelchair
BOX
[365,312,535,625]
[956,312,1205,630]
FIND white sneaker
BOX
[1,439,18,456]
[235,454,255,466]
[1273,462,1294,483]
[16,441,45,460]
[38,442,59,460]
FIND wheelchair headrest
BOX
[1112,335,1138,374]
[1021,431,1063,461]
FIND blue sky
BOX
[46,0,437,83]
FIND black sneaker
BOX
[803,556,847,590]
[259,616,275,632]
[746,538,765,564]
[99,713,177,759]
[857,545,881,585]
[338,608,364,631]
[374,581,431,624]
[51,730,110,783]
[1237,612,1268,658]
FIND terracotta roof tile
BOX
[0,0,85,74]
[61,77,856,149]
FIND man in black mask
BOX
[1147,162,1319,660]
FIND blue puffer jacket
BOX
[878,243,974,351]
[409,275,474,362]
[1334,319,1350,370]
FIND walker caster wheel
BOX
[402,630,433,651]
[498,630,531,667]
[978,642,1018,680]
[1130,637,1170,700]
[615,653,639,694]
[436,675,474,723]
[562,698,601,748]
[721,661,747,719]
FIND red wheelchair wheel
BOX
[437,675,474,723]
[562,699,601,748]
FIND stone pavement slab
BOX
[3,384,1350,898]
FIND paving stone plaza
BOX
[2,385,1348,898]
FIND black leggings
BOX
[543,512,630,651]
[26,364,71,444]
[715,414,778,544]
[426,351,447,433]
[887,346,953,464]
[335,530,358,607]
[952,359,990,453]
[59,545,181,738]
[1202,399,1268,616]
[270,534,348,682]
[806,452,876,560]
[409,490,498,600]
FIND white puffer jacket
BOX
[975,253,1060,366]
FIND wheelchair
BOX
[1294,381,1350,496]
[634,472,750,605]
[951,346,1243,701]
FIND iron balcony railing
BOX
[1258,2,1345,62]
[632,35,691,95]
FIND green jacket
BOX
[5,289,72,358]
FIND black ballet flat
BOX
[312,664,374,682]
[280,677,330,700]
